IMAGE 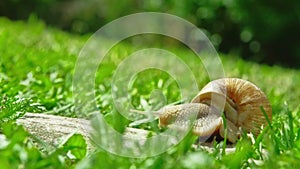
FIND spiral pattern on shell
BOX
[192,78,272,136]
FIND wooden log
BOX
[15,113,152,152]
[0,112,270,168]
[9,113,239,154]
[0,112,271,166]
[16,113,94,150]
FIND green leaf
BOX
[2,123,28,144]
[60,134,87,160]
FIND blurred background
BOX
[1,0,299,68]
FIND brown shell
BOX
[192,78,272,136]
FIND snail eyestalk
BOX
[128,109,162,127]
[129,109,162,117]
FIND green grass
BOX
[1,16,300,168]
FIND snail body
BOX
[157,78,272,143]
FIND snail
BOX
[132,78,272,143]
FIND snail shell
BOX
[159,78,272,143]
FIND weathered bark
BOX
[15,113,152,151]
[3,113,238,154]
[16,113,94,150]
